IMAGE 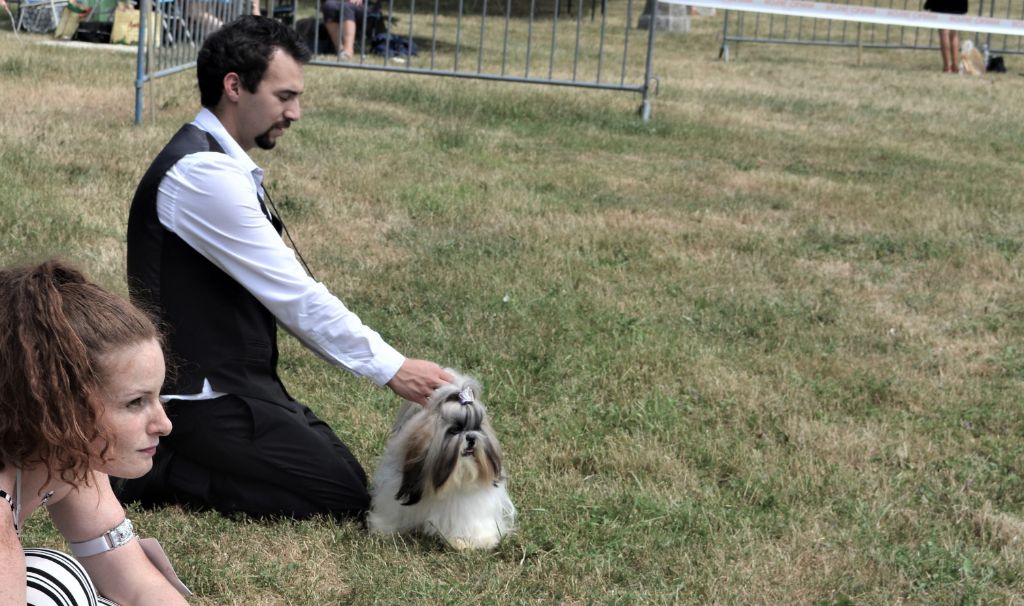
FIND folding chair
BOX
[2,0,20,35]
[15,0,65,32]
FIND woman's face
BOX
[94,338,172,479]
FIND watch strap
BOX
[70,518,136,558]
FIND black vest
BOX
[127,124,291,403]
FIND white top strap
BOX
[0,482,12,529]
[13,466,21,538]
[4,467,55,539]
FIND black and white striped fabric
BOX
[24,548,119,606]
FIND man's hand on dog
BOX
[387,359,454,406]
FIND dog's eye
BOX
[447,427,461,436]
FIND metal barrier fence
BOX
[134,0,252,123]
[134,0,660,123]
[720,0,1024,59]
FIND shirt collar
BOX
[192,108,265,187]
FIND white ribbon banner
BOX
[660,0,1024,35]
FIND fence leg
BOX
[639,5,658,122]
[134,0,149,125]
[720,10,730,61]
[857,22,863,66]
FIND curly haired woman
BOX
[0,260,189,605]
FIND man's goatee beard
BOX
[255,132,277,150]
[255,122,290,150]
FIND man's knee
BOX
[314,453,371,512]
[322,0,342,22]
[267,432,370,518]
[341,2,365,23]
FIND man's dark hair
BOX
[197,15,312,109]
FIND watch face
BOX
[110,519,135,547]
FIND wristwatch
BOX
[69,518,136,558]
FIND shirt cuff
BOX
[364,346,406,386]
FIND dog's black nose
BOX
[466,435,476,447]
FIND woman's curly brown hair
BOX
[0,259,159,485]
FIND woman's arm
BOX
[47,472,188,606]
[0,517,26,604]
[0,467,26,603]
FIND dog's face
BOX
[395,377,503,506]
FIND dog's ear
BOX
[395,429,431,506]
[482,434,503,482]
[430,441,460,492]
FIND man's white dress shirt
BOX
[156,109,404,399]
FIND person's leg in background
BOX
[948,29,960,73]
[939,29,953,72]
[938,28,962,73]
[322,0,348,57]
[339,1,367,58]
[322,1,370,58]
[342,16,357,57]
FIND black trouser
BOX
[119,394,369,521]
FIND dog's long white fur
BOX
[368,371,516,550]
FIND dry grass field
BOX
[1,6,1023,605]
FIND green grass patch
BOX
[3,14,1024,605]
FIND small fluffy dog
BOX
[368,371,516,550]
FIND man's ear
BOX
[223,72,243,102]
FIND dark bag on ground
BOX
[295,12,389,55]
[294,17,334,54]
[986,55,1007,73]
[371,33,416,57]
[73,21,112,43]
